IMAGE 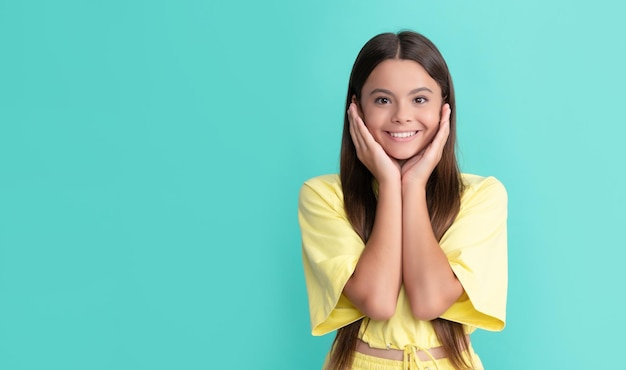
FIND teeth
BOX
[389,131,417,138]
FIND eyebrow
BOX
[369,87,434,96]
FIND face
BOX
[356,59,443,162]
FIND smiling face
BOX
[356,59,443,162]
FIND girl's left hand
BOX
[401,103,451,188]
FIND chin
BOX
[388,151,418,162]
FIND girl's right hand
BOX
[348,103,401,184]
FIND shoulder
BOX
[299,174,344,212]
[461,173,507,200]
[302,174,341,190]
[459,173,508,214]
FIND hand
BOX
[401,104,451,188]
[348,103,401,184]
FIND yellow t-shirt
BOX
[298,173,507,350]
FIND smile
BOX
[388,131,418,138]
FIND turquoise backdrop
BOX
[1,0,625,369]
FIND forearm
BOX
[402,186,463,320]
[344,180,403,320]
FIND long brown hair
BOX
[329,31,470,369]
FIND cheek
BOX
[423,128,438,144]
[422,109,442,127]
[423,108,441,122]
[362,109,388,125]
[421,110,441,139]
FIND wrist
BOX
[375,169,401,187]
[401,179,427,198]
[378,177,402,191]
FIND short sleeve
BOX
[439,176,508,331]
[298,176,365,336]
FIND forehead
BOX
[363,59,441,94]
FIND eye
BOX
[414,96,428,104]
[374,97,391,104]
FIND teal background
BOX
[1,0,624,369]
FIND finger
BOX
[440,103,451,123]
[348,104,366,151]
[351,104,380,150]
[351,104,373,150]
[417,115,449,166]
[428,123,449,161]
[431,104,451,149]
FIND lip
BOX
[385,130,420,142]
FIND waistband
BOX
[355,336,470,370]
[356,339,447,361]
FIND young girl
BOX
[298,31,507,369]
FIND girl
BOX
[298,31,507,370]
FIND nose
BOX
[392,102,412,124]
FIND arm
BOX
[401,187,463,320]
[299,178,368,335]
[344,179,402,320]
[438,176,508,329]
[400,104,463,320]
[342,103,403,320]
